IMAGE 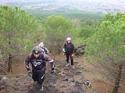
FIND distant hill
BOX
[4,0,125,14]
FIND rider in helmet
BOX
[25,46,54,91]
[34,42,55,73]
[63,37,75,68]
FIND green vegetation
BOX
[86,13,125,63]
[0,5,125,93]
[0,5,125,71]
[44,16,72,53]
[37,10,124,64]
[0,6,44,72]
[28,9,102,23]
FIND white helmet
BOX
[39,42,44,47]
[66,37,71,41]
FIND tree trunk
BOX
[7,34,13,72]
[7,54,12,72]
[112,64,123,93]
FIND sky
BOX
[0,0,125,4]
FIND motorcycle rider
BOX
[25,47,54,91]
[63,37,75,69]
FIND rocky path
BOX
[0,56,113,93]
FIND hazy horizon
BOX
[1,0,125,13]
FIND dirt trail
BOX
[0,55,125,93]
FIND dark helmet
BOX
[32,46,41,54]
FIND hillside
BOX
[1,55,125,93]
[0,2,125,93]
